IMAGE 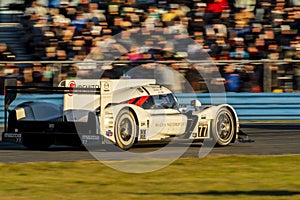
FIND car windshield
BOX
[152,94,179,109]
[127,93,179,110]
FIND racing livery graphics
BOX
[3,79,241,150]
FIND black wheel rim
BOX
[119,118,133,142]
[216,112,233,141]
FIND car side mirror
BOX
[190,99,202,107]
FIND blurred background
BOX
[0,0,300,94]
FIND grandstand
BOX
[0,0,299,93]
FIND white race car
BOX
[2,79,245,150]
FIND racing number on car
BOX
[198,125,208,138]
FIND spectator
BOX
[229,46,250,59]
[239,64,258,92]
[204,0,229,25]
[158,63,184,93]
[127,45,143,61]
[185,64,207,92]
[223,65,241,92]
[0,43,15,61]
[293,65,300,91]
[24,0,48,17]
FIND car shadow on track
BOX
[127,190,300,197]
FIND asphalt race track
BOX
[0,123,299,163]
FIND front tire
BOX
[115,109,137,150]
[211,107,235,146]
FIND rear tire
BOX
[115,109,137,150]
[211,107,235,146]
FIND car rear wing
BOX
[4,85,101,106]
[3,82,101,132]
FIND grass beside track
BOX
[0,155,300,200]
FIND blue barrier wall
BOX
[1,93,300,124]
[176,93,300,120]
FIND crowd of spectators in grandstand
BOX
[2,0,300,92]
[18,0,300,61]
